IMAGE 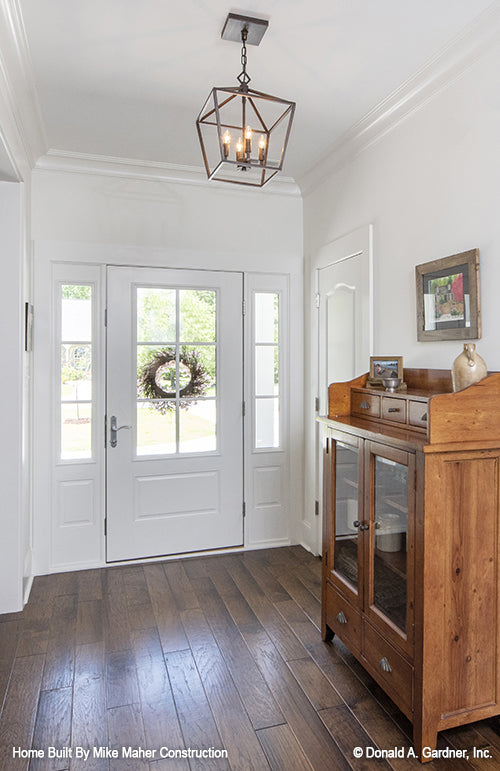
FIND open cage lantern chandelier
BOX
[196,13,296,188]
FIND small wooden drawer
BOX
[362,621,413,716]
[325,583,361,654]
[408,400,428,429]
[381,396,406,424]
[351,391,380,419]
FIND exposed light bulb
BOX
[244,125,252,154]
[258,135,267,162]
[223,130,231,158]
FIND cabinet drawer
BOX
[362,622,413,716]
[325,583,361,654]
[381,396,406,424]
[408,400,428,428]
[351,391,380,419]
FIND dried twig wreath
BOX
[138,347,211,412]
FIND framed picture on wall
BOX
[415,249,481,341]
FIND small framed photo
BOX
[369,356,403,384]
[415,249,480,342]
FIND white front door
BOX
[106,266,243,562]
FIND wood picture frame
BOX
[415,249,481,342]
[369,356,403,384]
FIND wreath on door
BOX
[138,347,211,412]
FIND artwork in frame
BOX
[369,356,403,384]
[415,249,480,342]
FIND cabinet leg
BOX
[322,623,334,643]
[413,721,438,764]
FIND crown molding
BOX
[35,149,302,197]
[0,0,48,175]
[299,1,500,196]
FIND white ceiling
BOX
[18,0,496,183]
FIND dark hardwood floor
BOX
[1,546,499,770]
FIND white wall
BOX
[302,41,500,553]
[305,42,500,369]
[31,168,304,572]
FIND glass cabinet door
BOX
[365,441,414,650]
[329,436,362,604]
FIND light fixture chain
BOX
[241,29,247,70]
[237,26,251,90]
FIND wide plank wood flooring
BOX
[1,546,499,769]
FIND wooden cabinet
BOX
[321,369,500,761]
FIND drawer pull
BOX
[388,407,399,413]
[379,656,392,673]
[359,400,370,410]
[336,611,347,624]
[353,520,361,528]
[421,413,428,421]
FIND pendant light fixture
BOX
[196,13,296,188]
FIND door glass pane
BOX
[180,346,216,399]
[179,290,216,342]
[137,401,176,455]
[255,398,279,448]
[137,346,177,399]
[60,285,93,461]
[61,344,92,401]
[136,288,218,457]
[179,400,216,453]
[137,288,176,342]
[333,442,359,589]
[61,402,92,460]
[61,286,92,341]
[255,346,276,396]
[255,293,278,343]
[373,456,408,633]
[254,292,280,449]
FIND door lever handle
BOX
[109,415,132,448]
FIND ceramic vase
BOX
[451,343,487,392]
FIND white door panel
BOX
[318,252,371,413]
[106,266,243,562]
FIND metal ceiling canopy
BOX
[221,13,269,46]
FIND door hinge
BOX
[104,518,107,536]
[242,400,246,417]
[315,292,320,309]
[104,308,108,327]
[315,396,320,413]
[315,500,319,517]
[104,415,107,448]
[242,299,246,316]
[242,502,246,518]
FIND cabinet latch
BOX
[379,657,392,673]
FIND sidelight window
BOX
[254,292,280,449]
[60,284,93,460]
